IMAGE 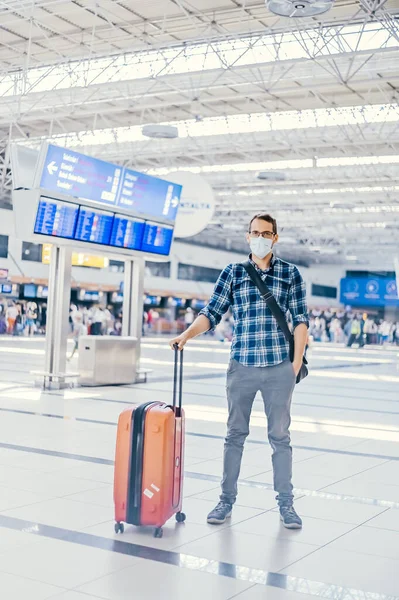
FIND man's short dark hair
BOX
[248,213,277,234]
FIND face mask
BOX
[250,236,273,259]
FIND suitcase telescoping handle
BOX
[173,344,183,417]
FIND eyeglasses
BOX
[249,231,275,239]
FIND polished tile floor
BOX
[0,335,398,599]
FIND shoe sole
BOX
[207,512,232,525]
[280,514,302,529]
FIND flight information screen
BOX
[34,198,79,239]
[39,145,122,206]
[74,207,114,245]
[109,215,145,250]
[117,168,182,222]
[141,223,174,256]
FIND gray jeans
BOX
[220,358,296,507]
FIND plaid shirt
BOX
[199,254,309,367]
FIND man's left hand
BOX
[292,359,302,377]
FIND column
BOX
[43,245,72,388]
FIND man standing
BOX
[347,316,361,347]
[170,213,308,529]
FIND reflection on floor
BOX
[0,336,398,599]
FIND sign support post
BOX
[43,245,73,389]
[122,257,144,377]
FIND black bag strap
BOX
[242,260,294,360]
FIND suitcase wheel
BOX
[114,522,124,534]
[176,512,186,524]
[154,527,163,538]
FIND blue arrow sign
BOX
[40,145,122,206]
[39,145,182,222]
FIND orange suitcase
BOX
[113,347,185,538]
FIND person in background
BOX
[104,305,114,335]
[68,311,87,360]
[14,304,24,336]
[379,320,392,345]
[147,309,154,331]
[6,302,18,335]
[347,316,361,347]
[39,303,47,334]
[329,317,342,343]
[142,310,148,336]
[357,313,365,348]
[343,316,352,344]
[170,212,308,530]
[25,301,38,336]
[149,309,160,333]
[184,307,195,330]
[71,306,83,331]
[364,316,377,345]
[69,303,78,333]
[0,311,6,335]
[312,317,324,342]
[370,319,378,344]
[90,305,106,335]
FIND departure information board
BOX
[39,145,181,222]
[141,223,174,256]
[110,215,145,250]
[40,145,122,206]
[74,207,114,245]
[117,168,182,222]
[34,198,79,239]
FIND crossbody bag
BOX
[242,261,308,384]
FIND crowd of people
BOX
[0,300,47,336]
[308,308,399,346]
[69,304,122,336]
[1,298,398,347]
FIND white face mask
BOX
[250,236,273,259]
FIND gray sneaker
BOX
[207,501,232,525]
[280,504,303,529]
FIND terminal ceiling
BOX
[0,0,399,267]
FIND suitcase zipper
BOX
[127,401,160,525]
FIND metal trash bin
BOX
[78,336,138,386]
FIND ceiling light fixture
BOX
[142,125,179,139]
[257,171,287,181]
[266,0,335,17]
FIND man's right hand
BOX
[169,334,188,351]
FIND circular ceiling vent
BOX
[142,124,179,139]
[257,171,287,181]
[266,0,334,17]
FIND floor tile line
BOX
[0,514,396,600]
[185,472,399,511]
[1,406,399,462]
[25,382,399,413]
[1,443,399,511]
[226,583,258,599]
[142,375,399,395]
[315,459,392,493]
[3,371,399,403]
[276,505,393,577]
[0,441,114,466]
[294,401,399,415]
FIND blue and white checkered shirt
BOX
[199,255,309,367]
